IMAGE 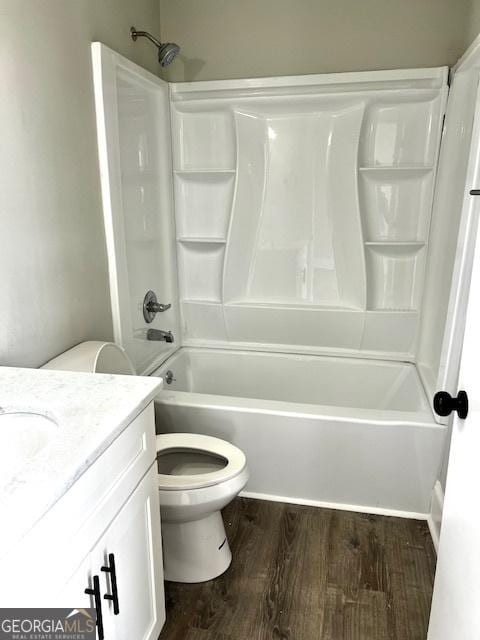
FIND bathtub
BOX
[153,347,446,516]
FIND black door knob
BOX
[433,390,469,419]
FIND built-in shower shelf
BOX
[365,241,426,248]
[366,241,426,311]
[174,169,236,176]
[368,308,418,314]
[177,237,227,244]
[224,300,363,311]
[366,308,418,314]
[365,242,426,256]
[359,166,434,172]
[367,307,418,315]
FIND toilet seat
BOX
[157,433,246,491]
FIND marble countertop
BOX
[0,366,162,552]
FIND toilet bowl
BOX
[157,433,248,583]
[42,341,249,583]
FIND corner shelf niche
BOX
[174,170,235,242]
[171,107,236,170]
[177,241,225,303]
[172,107,236,308]
[359,167,434,242]
[365,243,426,311]
[358,97,438,313]
[359,94,442,168]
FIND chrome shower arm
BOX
[130,28,163,49]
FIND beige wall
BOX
[0,0,160,367]
[467,0,480,49]
[159,0,470,82]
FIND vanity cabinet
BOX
[60,465,163,640]
[1,402,165,640]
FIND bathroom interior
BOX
[2,1,480,639]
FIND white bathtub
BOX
[153,348,446,516]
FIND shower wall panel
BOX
[170,69,448,359]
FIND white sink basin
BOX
[0,412,58,487]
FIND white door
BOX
[427,79,480,639]
[91,43,179,375]
[428,225,480,638]
[97,464,165,640]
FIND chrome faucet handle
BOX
[148,301,171,313]
[143,290,171,323]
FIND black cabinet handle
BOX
[433,390,469,419]
[101,553,120,615]
[470,189,480,195]
[85,575,104,640]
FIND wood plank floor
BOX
[159,497,436,640]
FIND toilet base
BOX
[161,511,232,583]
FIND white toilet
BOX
[157,432,248,582]
[42,341,249,583]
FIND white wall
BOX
[0,0,160,367]
[159,0,469,82]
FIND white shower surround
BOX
[92,46,451,519]
[170,69,448,360]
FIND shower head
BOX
[157,41,180,67]
[130,27,180,67]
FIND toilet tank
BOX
[41,341,135,375]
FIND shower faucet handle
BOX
[149,301,171,313]
[143,290,171,323]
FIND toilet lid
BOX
[156,433,247,490]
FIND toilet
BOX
[42,341,249,583]
[157,433,248,582]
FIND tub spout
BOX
[147,329,174,343]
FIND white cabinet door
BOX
[56,555,101,638]
[53,464,164,640]
[58,554,93,608]
[96,464,165,640]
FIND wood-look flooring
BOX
[159,497,436,640]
